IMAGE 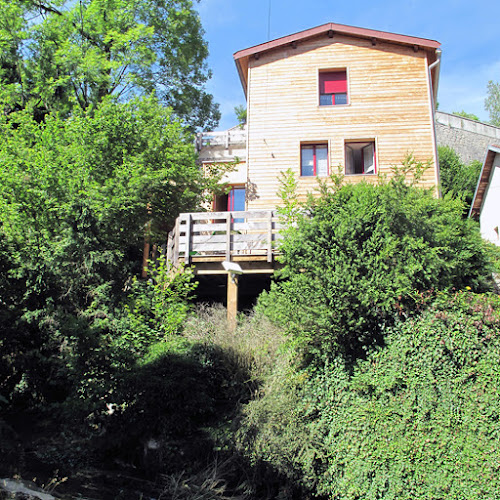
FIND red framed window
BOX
[213,186,246,212]
[319,70,348,106]
[345,141,376,175]
[301,144,329,177]
[227,186,245,212]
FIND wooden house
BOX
[168,22,442,326]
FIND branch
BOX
[27,0,103,49]
[109,64,129,94]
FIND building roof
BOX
[469,145,500,218]
[234,22,441,95]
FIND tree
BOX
[485,80,500,126]
[0,96,226,409]
[453,110,480,121]
[0,0,220,130]
[259,170,493,360]
[234,104,246,127]
[438,145,482,211]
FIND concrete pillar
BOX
[227,272,239,331]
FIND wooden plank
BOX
[185,255,271,263]
[186,210,276,220]
[192,223,230,232]
[180,233,271,245]
[267,211,273,263]
[227,273,238,331]
[195,268,275,275]
[225,214,231,261]
[189,242,269,252]
[185,213,192,265]
[192,221,284,232]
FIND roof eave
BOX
[234,22,440,61]
[233,22,440,96]
[469,145,500,218]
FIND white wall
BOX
[480,153,500,246]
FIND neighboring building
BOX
[435,112,500,165]
[469,145,500,246]
[198,22,442,211]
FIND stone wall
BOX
[435,111,500,165]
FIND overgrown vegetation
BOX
[1,159,500,498]
[0,96,227,415]
[438,145,482,211]
[1,3,499,495]
[238,292,500,499]
[259,164,492,361]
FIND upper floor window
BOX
[319,70,348,106]
[301,144,328,177]
[345,141,376,175]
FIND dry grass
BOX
[158,458,246,500]
[183,304,286,387]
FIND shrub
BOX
[239,292,500,499]
[259,174,493,360]
[438,145,482,211]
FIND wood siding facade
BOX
[244,33,439,209]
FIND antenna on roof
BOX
[267,0,272,40]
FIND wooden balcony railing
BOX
[166,210,283,267]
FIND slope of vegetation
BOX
[238,292,500,499]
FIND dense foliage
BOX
[438,145,482,211]
[0,94,229,414]
[452,110,480,121]
[0,0,219,129]
[238,292,500,499]
[259,174,492,360]
[485,80,500,126]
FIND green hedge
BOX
[239,292,500,499]
[259,177,493,360]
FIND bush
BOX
[259,174,493,360]
[239,292,500,499]
[438,145,482,211]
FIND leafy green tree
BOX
[438,145,481,210]
[453,110,480,121]
[0,0,219,130]
[485,80,500,126]
[0,96,224,409]
[234,104,247,127]
[259,171,493,360]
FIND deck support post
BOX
[227,272,239,331]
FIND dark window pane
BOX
[301,146,314,176]
[319,94,333,106]
[335,93,348,105]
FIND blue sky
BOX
[196,0,500,130]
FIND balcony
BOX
[195,127,247,163]
[166,210,283,275]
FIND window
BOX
[345,141,376,175]
[213,185,246,221]
[319,70,347,106]
[301,144,329,176]
[213,186,246,211]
